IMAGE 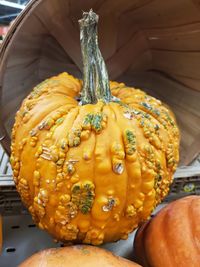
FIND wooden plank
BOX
[38,35,81,79]
[0,153,9,174]
[191,155,200,166]
[107,31,149,79]
[97,0,153,17]
[35,0,82,71]
[127,50,152,72]
[182,134,200,166]
[0,0,44,56]
[192,0,200,11]
[174,165,200,178]
[2,63,38,99]
[5,113,15,142]
[99,14,118,60]
[122,0,200,29]
[39,57,81,81]
[6,164,12,175]
[151,50,200,80]
[2,91,28,123]
[0,145,4,163]
[175,109,200,138]
[163,74,200,92]
[0,175,15,186]
[145,22,200,51]
[39,36,74,64]
[117,14,139,49]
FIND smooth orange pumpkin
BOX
[10,10,179,244]
[19,245,141,267]
[134,195,200,267]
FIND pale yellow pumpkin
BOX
[19,245,141,267]
[10,10,179,245]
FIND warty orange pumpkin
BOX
[10,10,179,244]
[134,196,200,267]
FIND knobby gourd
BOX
[10,10,180,244]
[134,196,200,267]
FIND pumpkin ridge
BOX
[137,149,151,214]
[53,106,79,146]
[164,200,197,266]
[27,74,80,101]
[109,103,129,236]
[137,146,157,194]
[67,107,84,148]
[115,99,168,156]
[93,101,105,221]
[39,93,77,103]
[82,102,106,240]
[90,131,97,222]
[130,103,175,143]
[145,207,173,267]
[134,104,173,138]
[105,102,127,241]
[19,96,77,138]
[110,86,127,94]
[110,103,148,234]
[103,104,119,232]
[124,105,164,135]
[137,115,162,152]
[48,73,82,96]
[159,208,175,266]
[53,106,79,145]
[34,104,76,137]
[35,107,80,232]
[123,93,179,148]
[140,221,152,267]
[77,130,96,242]
[83,110,106,244]
[187,197,200,257]
[109,105,132,185]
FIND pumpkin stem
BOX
[79,10,115,105]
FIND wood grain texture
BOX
[36,0,82,71]
[123,0,200,29]
[0,0,199,164]
[107,31,149,79]
[144,22,200,51]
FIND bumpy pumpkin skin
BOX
[19,245,141,267]
[134,196,200,267]
[11,72,179,245]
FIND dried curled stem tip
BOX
[78,9,99,27]
[79,9,117,105]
